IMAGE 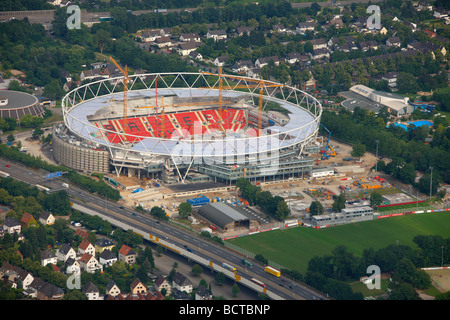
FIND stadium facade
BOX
[54,72,322,185]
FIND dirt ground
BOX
[425,269,450,293]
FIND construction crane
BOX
[200,69,283,133]
[109,56,130,135]
[320,124,333,160]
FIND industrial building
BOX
[340,85,414,117]
[0,90,44,123]
[196,202,259,232]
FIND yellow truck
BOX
[264,266,281,277]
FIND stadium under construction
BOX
[53,69,323,186]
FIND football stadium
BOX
[53,70,322,185]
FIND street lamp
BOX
[429,166,433,200]
[375,140,379,172]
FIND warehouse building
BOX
[196,202,259,232]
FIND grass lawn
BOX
[228,212,450,274]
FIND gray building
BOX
[196,202,259,232]
[311,205,374,227]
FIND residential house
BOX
[188,51,203,61]
[64,257,81,275]
[359,41,379,52]
[179,33,200,43]
[311,38,328,50]
[118,244,137,265]
[159,28,172,37]
[27,277,64,300]
[155,36,174,49]
[39,211,55,226]
[80,69,102,81]
[296,21,315,33]
[195,285,213,300]
[285,52,303,64]
[231,60,253,73]
[172,272,193,294]
[311,48,330,60]
[213,55,229,67]
[255,56,281,68]
[379,27,388,35]
[82,281,100,300]
[272,24,287,33]
[386,36,401,47]
[20,213,38,228]
[106,279,121,298]
[3,217,21,235]
[94,238,115,254]
[79,253,102,273]
[0,262,34,290]
[140,30,161,43]
[130,278,147,295]
[79,239,95,256]
[56,243,77,262]
[434,7,448,19]
[40,249,57,267]
[91,62,108,69]
[206,30,227,41]
[155,275,171,295]
[99,249,117,267]
[177,42,199,56]
[236,26,254,36]
[75,228,90,240]
[382,72,399,90]
[328,18,344,29]
[60,70,72,82]
[416,1,433,12]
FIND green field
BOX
[228,212,450,274]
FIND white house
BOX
[39,212,55,226]
[206,30,227,41]
[82,281,100,300]
[177,42,198,56]
[172,272,193,294]
[56,243,77,262]
[79,253,102,273]
[40,249,58,267]
[99,249,117,267]
[3,217,21,235]
[78,239,95,256]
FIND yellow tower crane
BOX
[109,56,130,136]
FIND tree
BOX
[309,201,324,216]
[351,142,366,157]
[275,200,290,220]
[215,272,225,286]
[332,194,346,213]
[191,264,203,277]
[232,282,240,297]
[397,72,418,94]
[178,202,192,218]
[370,191,383,208]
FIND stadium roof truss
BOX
[62,72,322,182]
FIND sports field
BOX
[228,212,450,274]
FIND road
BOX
[0,154,327,300]
[0,0,384,24]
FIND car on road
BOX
[5,164,10,167]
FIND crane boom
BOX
[109,56,130,136]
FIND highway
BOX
[0,154,328,300]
